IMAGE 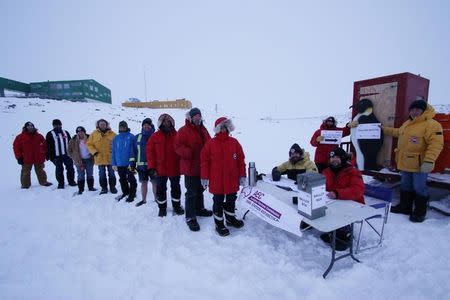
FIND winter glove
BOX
[271,167,281,181]
[327,191,337,199]
[239,176,247,186]
[128,166,137,174]
[347,120,359,128]
[93,152,99,157]
[112,166,118,172]
[420,161,434,173]
[129,161,136,169]
[17,158,24,165]
[148,168,157,180]
[201,179,209,190]
[316,136,324,142]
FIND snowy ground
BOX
[0,97,449,299]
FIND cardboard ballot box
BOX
[297,173,327,219]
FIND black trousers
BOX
[184,176,205,219]
[53,154,75,186]
[212,193,237,219]
[156,176,181,207]
[117,166,137,196]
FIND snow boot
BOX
[115,193,128,202]
[214,214,230,237]
[156,196,167,217]
[172,198,185,215]
[196,208,213,217]
[87,177,97,191]
[99,177,108,194]
[125,186,136,203]
[224,200,244,228]
[68,181,77,187]
[391,190,414,215]
[77,180,85,195]
[186,218,200,231]
[410,194,429,223]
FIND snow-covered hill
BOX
[1,97,449,299]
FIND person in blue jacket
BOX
[112,121,137,202]
[130,118,157,207]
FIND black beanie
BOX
[409,99,427,111]
[189,107,201,118]
[289,143,304,157]
[329,147,349,162]
[119,121,128,129]
[52,119,62,126]
[142,118,153,127]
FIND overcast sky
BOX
[1,0,449,116]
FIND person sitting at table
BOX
[320,146,365,251]
[271,143,318,183]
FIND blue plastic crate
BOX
[364,183,393,202]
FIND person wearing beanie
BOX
[174,107,212,232]
[271,143,318,182]
[130,117,157,207]
[146,114,184,216]
[68,126,96,194]
[200,117,246,236]
[45,119,77,189]
[320,146,365,251]
[87,119,117,194]
[383,99,443,223]
[112,120,137,202]
[310,116,351,173]
[13,122,53,188]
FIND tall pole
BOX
[144,66,148,101]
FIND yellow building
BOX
[122,98,192,109]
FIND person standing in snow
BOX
[320,147,365,251]
[146,114,184,217]
[67,126,96,194]
[174,107,213,232]
[310,116,351,173]
[87,119,117,195]
[112,121,137,202]
[201,117,246,236]
[45,119,77,189]
[13,121,53,188]
[383,100,443,223]
[271,143,318,182]
[130,118,157,207]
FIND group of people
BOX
[13,99,443,239]
[12,108,247,236]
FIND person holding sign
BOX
[320,147,365,251]
[310,116,351,173]
[201,117,246,237]
[383,100,443,223]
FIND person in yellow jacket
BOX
[87,119,118,195]
[271,143,318,182]
[383,100,443,222]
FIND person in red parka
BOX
[13,121,52,189]
[310,116,351,173]
[147,114,184,217]
[201,117,246,236]
[174,107,212,232]
[320,146,365,251]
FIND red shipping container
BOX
[433,113,450,173]
[352,72,430,170]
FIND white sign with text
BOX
[355,123,381,139]
[321,130,343,145]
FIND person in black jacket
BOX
[45,119,76,189]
